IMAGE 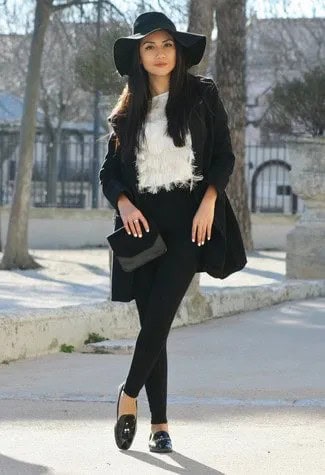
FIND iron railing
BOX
[0,133,304,214]
[245,143,304,214]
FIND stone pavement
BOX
[0,248,287,312]
[0,297,324,474]
[0,248,324,363]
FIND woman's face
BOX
[139,29,176,77]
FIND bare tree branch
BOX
[53,0,97,11]
[52,0,125,19]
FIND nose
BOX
[156,46,167,58]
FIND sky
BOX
[0,0,324,34]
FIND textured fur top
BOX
[135,91,203,194]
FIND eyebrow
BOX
[142,38,174,45]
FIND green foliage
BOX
[60,343,75,353]
[84,332,109,344]
[264,66,325,137]
[74,21,129,95]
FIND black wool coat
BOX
[99,73,247,302]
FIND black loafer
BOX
[148,430,173,453]
[114,382,137,450]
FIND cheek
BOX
[143,52,154,63]
[140,53,150,67]
[170,49,176,65]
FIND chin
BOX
[156,71,171,77]
[148,67,175,77]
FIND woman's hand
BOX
[192,185,218,246]
[117,193,149,238]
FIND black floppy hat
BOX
[113,11,207,77]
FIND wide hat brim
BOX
[113,28,206,77]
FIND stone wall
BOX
[0,207,298,251]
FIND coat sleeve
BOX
[203,79,236,195]
[99,130,134,211]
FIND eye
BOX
[144,45,154,50]
[165,42,174,47]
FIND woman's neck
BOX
[149,75,170,97]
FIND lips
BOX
[155,63,168,66]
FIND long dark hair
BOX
[109,34,198,162]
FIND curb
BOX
[81,339,136,355]
[1,279,324,363]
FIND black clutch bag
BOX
[106,215,167,272]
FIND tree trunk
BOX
[188,0,214,76]
[186,0,215,293]
[0,0,52,269]
[214,0,253,250]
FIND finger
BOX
[121,216,131,235]
[194,223,199,245]
[201,226,207,245]
[197,223,203,245]
[134,219,143,237]
[128,219,138,237]
[136,217,148,237]
[192,221,198,243]
[140,215,150,233]
[207,224,212,241]
[124,220,131,235]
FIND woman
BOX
[99,11,247,453]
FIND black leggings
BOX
[123,186,202,424]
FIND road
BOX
[0,297,324,474]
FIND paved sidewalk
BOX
[0,248,285,312]
[0,298,324,474]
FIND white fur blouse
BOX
[135,91,203,194]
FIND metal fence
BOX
[0,133,304,214]
[0,133,109,209]
[245,143,304,214]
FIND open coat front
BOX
[99,74,247,302]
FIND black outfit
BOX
[123,186,202,423]
[99,73,247,424]
[100,74,247,303]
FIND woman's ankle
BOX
[122,390,136,400]
[118,392,137,418]
[151,422,169,433]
